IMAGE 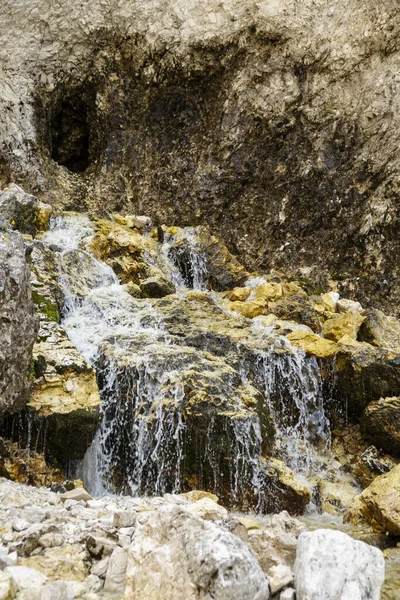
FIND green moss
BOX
[32,290,59,323]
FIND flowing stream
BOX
[40,215,332,508]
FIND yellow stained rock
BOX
[356,464,400,535]
[229,287,251,302]
[322,311,365,342]
[35,201,53,230]
[286,330,338,358]
[179,490,219,503]
[321,292,338,312]
[237,516,261,530]
[229,300,265,319]
[30,371,100,416]
[254,282,283,304]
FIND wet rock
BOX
[0,184,37,235]
[124,505,270,600]
[356,464,400,535]
[0,228,38,418]
[317,480,359,515]
[268,295,321,333]
[35,202,52,231]
[286,330,337,359]
[123,281,141,298]
[140,276,176,298]
[229,287,251,302]
[322,311,365,342]
[359,308,400,351]
[354,446,397,487]
[294,529,384,600]
[259,458,311,516]
[228,300,265,319]
[334,338,400,417]
[167,225,249,291]
[360,396,400,456]
[254,282,284,304]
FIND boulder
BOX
[258,457,311,516]
[294,529,385,600]
[123,505,270,600]
[356,464,400,535]
[359,308,400,351]
[0,228,38,418]
[360,396,400,456]
[268,295,321,333]
[322,311,365,342]
[140,276,176,298]
[334,338,400,417]
[229,287,251,302]
[229,300,265,319]
[286,330,338,359]
[0,184,37,235]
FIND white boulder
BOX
[294,529,384,600]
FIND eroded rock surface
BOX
[0,227,38,418]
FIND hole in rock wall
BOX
[50,88,95,173]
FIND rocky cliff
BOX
[1,1,400,313]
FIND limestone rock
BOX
[0,228,38,418]
[322,311,365,342]
[357,464,400,535]
[5,566,48,595]
[104,547,128,595]
[229,300,265,319]
[123,505,270,600]
[229,287,251,302]
[286,330,338,359]
[35,202,52,231]
[184,498,228,521]
[0,184,37,235]
[354,446,397,487]
[294,529,385,600]
[359,308,400,351]
[334,339,400,417]
[0,571,16,600]
[336,298,363,314]
[268,296,321,333]
[360,396,400,456]
[254,282,283,304]
[268,564,293,595]
[61,488,92,503]
[140,276,176,298]
[317,480,359,515]
[259,458,311,515]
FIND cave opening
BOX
[50,92,93,173]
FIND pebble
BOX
[12,518,29,532]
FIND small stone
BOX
[61,488,92,503]
[280,587,295,600]
[236,516,261,531]
[86,536,117,559]
[11,519,29,532]
[118,533,131,547]
[229,287,251,302]
[5,566,48,592]
[38,533,65,549]
[63,499,79,510]
[267,564,293,595]
[113,510,136,528]
[20,507,46,524]
[229,300,265,319]
[184,498,228,521]
[39,581,69,600]
[104,547,128,595]
[84,574,103,593]
[336,298,363,313]
[140,276,176,298]
[91,557,109,578]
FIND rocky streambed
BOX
[0,185,400,598]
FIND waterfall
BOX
[40,214,331,510]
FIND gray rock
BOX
[20,507,46,524]
[38,533,65,549]
[39,581,69,600]
[91,557,109,579]
[11,519,29,533]
[113,510,136,528]
[86,536,117,559]
[140,276,176,298]
[124,505,270,599]
[280,589,295,600]
[294,529,385,600]
[267,564,293,595]
[0,229,38,418]
[104,547,128,596]
[0,184,37,235]
[84,574,103,593]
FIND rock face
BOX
[124,505,270,600]
[356,464,400,535]
[0,227,38,418]
[360,396,400,456]
[2,1,400,314]
[359,309,400,351]
[294,529,385,600]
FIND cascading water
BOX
[39,214,333,511]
